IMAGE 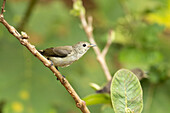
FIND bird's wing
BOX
[40,46,73,57]
[53,46,73,57]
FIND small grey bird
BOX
[39,42,95,68]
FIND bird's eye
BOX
[83,44,86,47]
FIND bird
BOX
[39,41,95,69]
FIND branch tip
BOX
[101,29,114,58]
[1,0,6,15]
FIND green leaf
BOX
[111,69,143,113]
[83,93,111,105]
[70,0,85,16]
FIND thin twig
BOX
[102,30,113,58]
[0,1,90,113]
[0,0,6,15]
[74,1,112,81]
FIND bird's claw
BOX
[54,67,65,80]
[57,75,65,80]
[47,58,54,67]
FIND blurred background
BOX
[0,0,170,113]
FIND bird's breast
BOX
[49,55,78,67]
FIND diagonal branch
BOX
[0,1,90,113]
[73,0,112,81]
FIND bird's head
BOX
[73,41,95,54]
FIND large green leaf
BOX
[111,69,143,113]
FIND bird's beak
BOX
[88,44,96,48]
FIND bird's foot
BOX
[47,58,54,67]
[57,75,65,80]
[55,66,59,70]
[55,67,65,80]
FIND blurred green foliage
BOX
[0,0,170,113]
